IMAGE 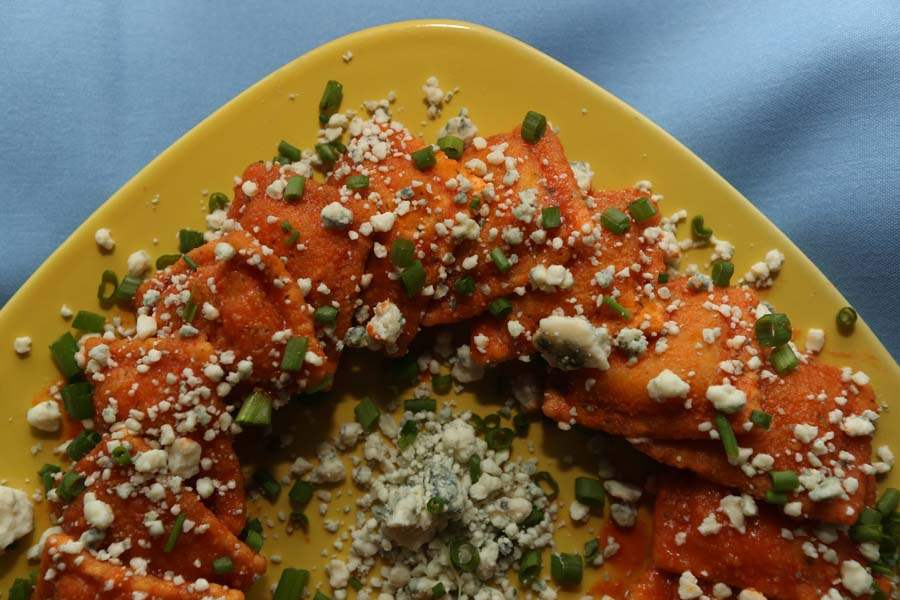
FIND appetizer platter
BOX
[1,20,897,600]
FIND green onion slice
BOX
[398,420,418,450]
[319,80,343,119]
[156,254,181,270]
[521,507,544,528]
[178,229,205,253]
[72,310,105,333]
[574,477,605,507]
[876,488,900,515]
[600,207,630,234]
[550,553,583,585]
[754,313,792,347]
[401,260,427,296]
[486,427,514,451]
[280,336,309,372]
[97,270,118,306]
[533,471,560,500]
[273,568,310,600]
[453,275,476,295]
[56,471,85,503]
[449,540,480,572]
[437,135,464,159]
[714,413,739,462]
[236,390,273,426]
[62,382,94,420]
[519,549,542,584]
[771,344,799,374]
[691,215,713,240]
[315,142,339,165]
[521,111,547,143]
[345,175,370,190]
[836,306,858,334]
[628,197,657,222]
[355,398,380,431]
[411,146,436,170]
[488,298,512,317]
[602,296,631,320]
[278,140,303,162]
[163,512,187,553]
[541,206,561,229]
[111,445,132,466]
[253,470,281,501]
[432,374,453,395]
[750,410,772,430]
[244,529,264,553]
[711,261,734,287]
[313,305,338,326]
[285,175,306,202]
[468,455,481,484]
[390,238,415,268]
[584,538,599,561]
[431,582,446,598]
[114,275,142,303]
[50,332,81,380]
[490,247,511,272]
[427,497,446,514]
[770,470,799,493]
[404,398,437,413]
[212,556,234,574]
[38,464,61,491]
[289,481,313,508]
[67,430,101,461]
[764,490,788,505]
[208,192,229,213]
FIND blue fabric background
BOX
[1,2,897,357]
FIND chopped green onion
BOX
[411,146,436,170]
[877,488,900,516]
[72,310,105,333]
[313,306,338,326]
[450,540,480,572]
[281,336,309,372]
[600,207,630,234]
[533,471,560,500]
[355,398,380,431]
[208,192,229,212]
[182,254,199,270]
[50,332,81,380]
[431,582,446,598]
[468,455,481,484]
[314,593,333,600]
[289,481,313,508]
[390,238,415,268]
[8,578,34,600]
[178,229,205,253]
[691,215,712,241]
[319,80,343,119]
[857,507,883,525]
[111,445,131,466]
[836,306,858,334]
[278,140,302,162]
[432,374,452,395]
[513,413,530,436]
[348,577,363,591]
[658,273,670,283]
[284,175,306,202]
[97,270,118,306]
[273,568,310,600]
[521,507,544,528]
[282,221,301,246]
[754,313,792,347]
[253,470,281,501]
[38,464,61,491]
[243,528,264,552]
[627,197,657,222]
[156,254,181,270]
[850,521,883,543]
[486,427,515,451]
[61,382,94,420]
[181,299,198,323]
[290,511,310,531]
[490,247,511,272]
[519,549,542,584]
[56,471,85,503]
[488,298,512,317]
[315,142,339,165]
[541,206,561,229]
[602,296,631,320]
[427,496,446,514]
[575,477,606,508]
[404,398,436,413]
[236,390,273,426]
[550,553,583,586]
[67,430,101,461]
[114,275,142,303]
[345,175,370,190]
[401,260,427,296]
[163,512,187,553]
[771,344,799,374]
[770,470,800,493]
[437,135,464,159]
[584,538,599,561]
[521,111,547,143]
[764,490,788,505]
[480,414,501,431]
[398,420,418,450]
[711,261,734,287]
[212,556,234,574]
[453,275,476,295]
[750,410,772,430]
[714,413,739,462]
[469,196,481,211]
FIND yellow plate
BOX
[1,19,897,597]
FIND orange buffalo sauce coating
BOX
[423,127,590,326]
[653,475,872,600]
[589,507,656,598]
[35,534,244,600]
[637,360,878,524]
[542,280,762,440]
[470,188,667,365]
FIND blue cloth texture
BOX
[1,2,897,357]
